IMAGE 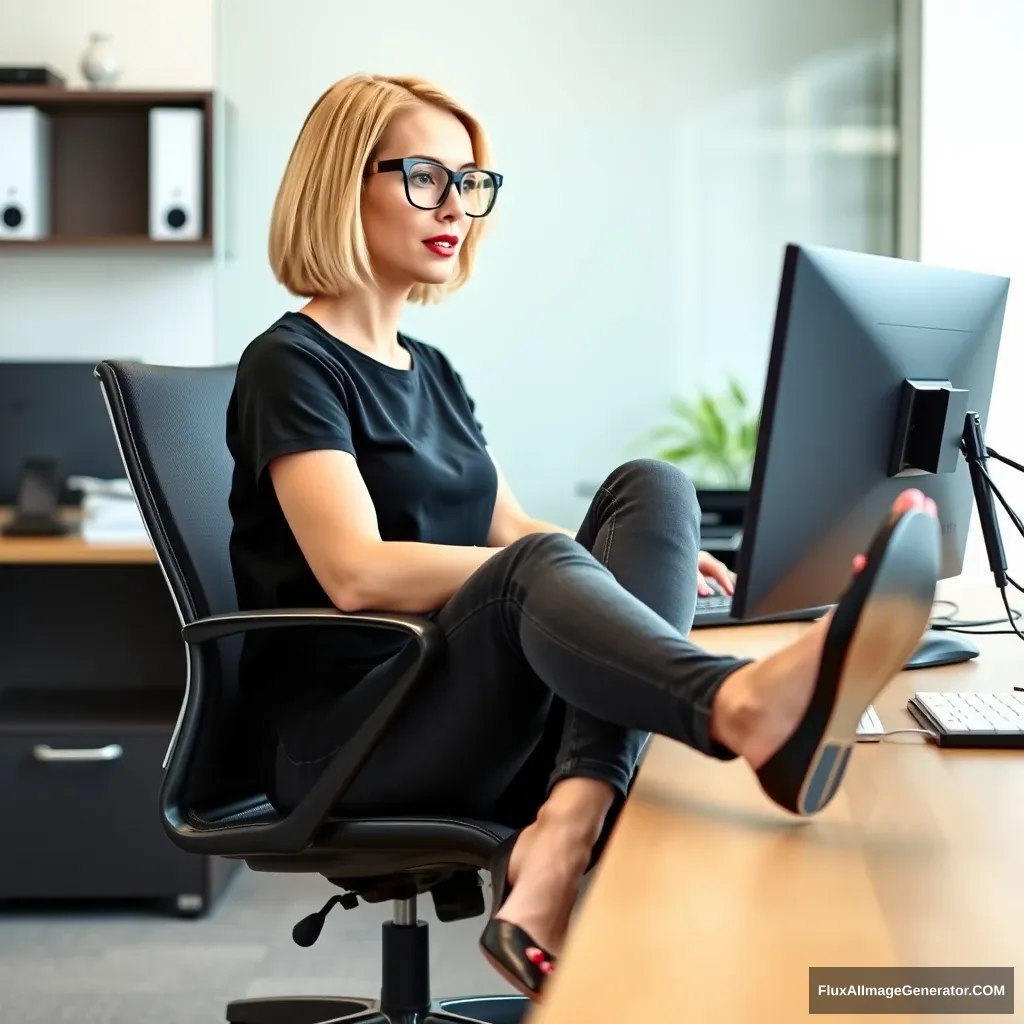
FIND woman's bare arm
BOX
[269,449,500,613]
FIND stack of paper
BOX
[67,476,150,544]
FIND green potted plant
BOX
[644,376,760,489]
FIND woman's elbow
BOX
[319,541,381,612]
[328,574,373,613]
[320,559,370,612]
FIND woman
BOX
[225,73,939,999]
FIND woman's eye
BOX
[411,172,435,187]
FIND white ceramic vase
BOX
[80,33,122,88]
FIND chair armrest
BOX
[181,607,434,645]
[181,606,445,854]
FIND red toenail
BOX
[541,961,554,974]
[526,948,544,964]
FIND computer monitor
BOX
[731,244,1010,622]
[0,361,127,505]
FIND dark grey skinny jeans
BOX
[270,459,751,836]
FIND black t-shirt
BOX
[226,311,498,719]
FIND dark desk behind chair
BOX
[0,507,239,914]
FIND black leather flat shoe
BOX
[756,504,939,816]
[479,831,556,1000]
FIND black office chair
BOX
[94,360,529,1024]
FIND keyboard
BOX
[692,591,829,628]
[907,691,1024,748]
[693,593,734,622]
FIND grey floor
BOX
[0,866,515,1023]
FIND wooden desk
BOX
[0,506,155,564]
[531,575,1023,1023]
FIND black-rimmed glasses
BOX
[368,157,503,218]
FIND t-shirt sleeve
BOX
[454,370,487,443]
[235,337,355,481]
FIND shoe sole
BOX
[757,507,939,816]
[797,509,938,814]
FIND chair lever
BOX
[291,892,359,947]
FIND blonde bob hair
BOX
[269,73,493,306]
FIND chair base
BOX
[227,897,529,1023]
[226,994,529,1023]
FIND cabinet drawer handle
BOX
[32,743,124,763]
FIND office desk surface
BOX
[530,575,1023,1024]
[0,507,155,564]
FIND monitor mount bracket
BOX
[889,378,1007,590]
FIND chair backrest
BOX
[97,361,238,622]
[95,360,261,812]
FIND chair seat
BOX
[187,795,512,877]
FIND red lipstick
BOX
[423,234,459,258]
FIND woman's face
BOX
[362,104,477,291]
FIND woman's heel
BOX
[478,831,556,1000]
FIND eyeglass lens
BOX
[407,161,496,215]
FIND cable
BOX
[932,619,1024,636]
[878,728,938,742]
[985,446,1024,475]
[977,462,1024,535]
[977,463,1024,541]
[1000,585,1024,643]
[949,440,1024,641]
[930,609,1021,629]
[928,597,1021,632]
[928,594,1024,636]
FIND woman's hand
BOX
[697,550,736,597]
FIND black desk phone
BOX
[1,458,71,536]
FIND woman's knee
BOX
[504,530,613,584]
[601,458,700,518]
[505,530,584,566]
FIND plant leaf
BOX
[739,419,759,453]
[646,424,687,441]
[655,444,702,464]
[637,381,762,486]
[668,397,702,428]
[699,395,728,455]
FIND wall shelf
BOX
[0,236,212,251]
[0,88,214,251]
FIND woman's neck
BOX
[300,291,410,368]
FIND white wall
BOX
[0,0,214,90]
[674,28,898,424]
[919,0,1024,576]
[0,0,218,366]
[216,0,898,526]
[6,0,1012,579]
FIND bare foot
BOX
[711,488,938,768]
[494,780,614,966]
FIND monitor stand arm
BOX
[905,411,1008,670]
[961,411,1009,590]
